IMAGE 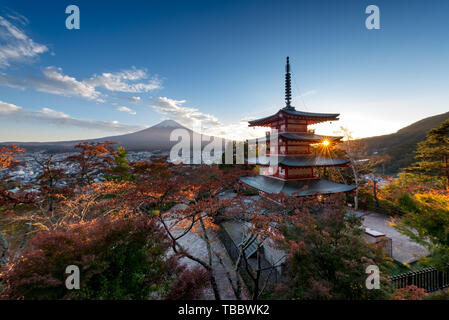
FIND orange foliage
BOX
[0,145,24,169]
[392,285,428,300]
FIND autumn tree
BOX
[0,145,25,206]
[65,141,117,186]
[327,127,391,210]
[226,189,392,300]
[155,164,247,300]
[51,156,250,300]
[391,191,449,269]
[271,195,391,299]
[0,215,208,300]
[31,154,70,215]
[0,145,24,266]
[0,145,24,169]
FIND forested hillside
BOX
[361,111,449,173]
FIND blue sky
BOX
[0,0,448,141]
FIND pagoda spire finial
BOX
[284,56,293,109]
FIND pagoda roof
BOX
[246,155,350,167]
[248,107,340,127]
[240,175,356,196]
[248,132,343,143]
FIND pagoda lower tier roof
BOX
[248,107,340,127]
[248,132,343,143]
[245,155,350,167]
[240,175,356,196]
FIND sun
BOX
[322,139,330,147]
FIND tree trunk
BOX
[373,180,379,208]
[209,273,221,300]
[0,230,9,266]
[252,249,262,300]
[445,155,449,185]
[198,216,221,300]
[351,162,359,210]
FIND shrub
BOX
[426,288,449,300]
[0,216,207,300]
[392,285,427,300]
[392,192,449,269]
[274,207,392,300]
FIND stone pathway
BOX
[356,210,429,264]
[177,228,250,300]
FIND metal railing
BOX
[217,225,282,285]
[391,266,449,293]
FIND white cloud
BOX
[0,67,102,101]
[0,67,160,102]
[0,100,22,113]
[116,106,136,115]
[0,16,158,102]
[0,100,144,133]
[85,68,161,93]
[35,66,101,100]
[0,15,48,68]
[151,97,265,140]
[118,95,141,103]
[152,97,221,128]
[41,107,69,118]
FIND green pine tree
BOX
[404,119,449,188]
[112,146,131,181]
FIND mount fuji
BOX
[2,120,216,152]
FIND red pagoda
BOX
[240,57,356,196]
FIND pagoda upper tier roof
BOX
[240,175,356,196]
[248,107,339,127]
[248,132,343,143]
[246,155,350,167]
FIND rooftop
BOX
[248,108,340,127]
[240,175,356,196]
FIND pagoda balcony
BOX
[247,132,343,144]
[245,155,350,168]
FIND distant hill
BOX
[360,111,449,174]
[1,120,214,153]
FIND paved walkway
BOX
[357,210,429,264]
[166,204,250,300]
